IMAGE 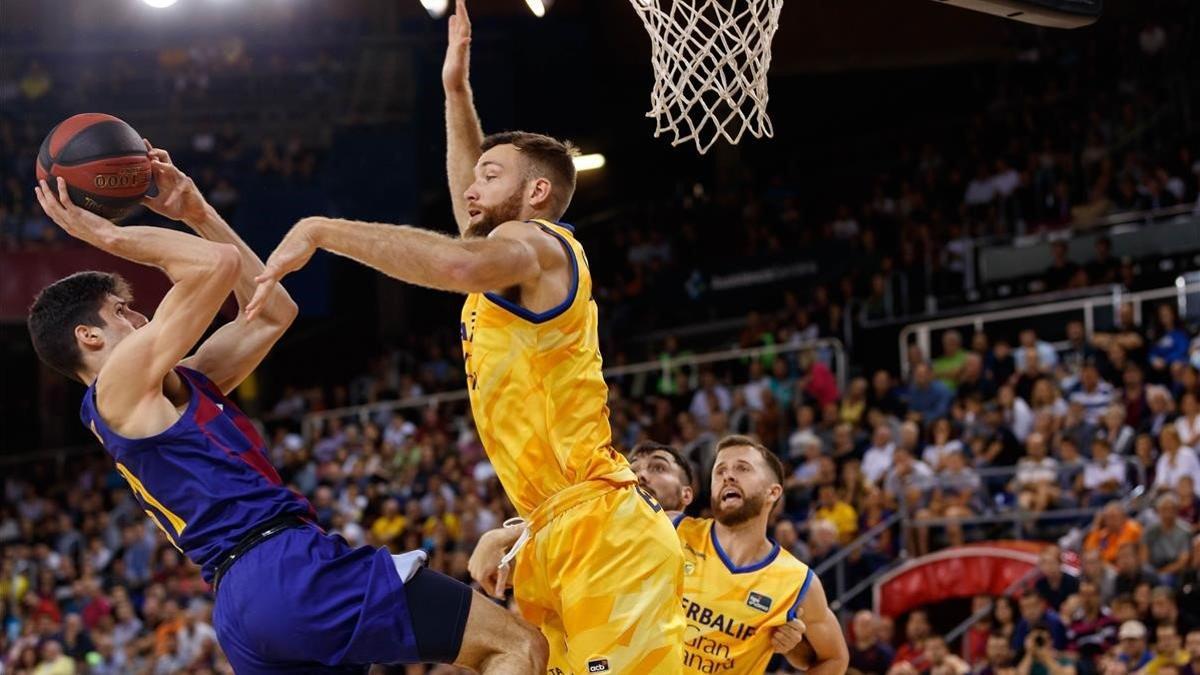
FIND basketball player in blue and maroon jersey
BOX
[28,149,547,674]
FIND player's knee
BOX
[512,622,549,670]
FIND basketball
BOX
[35,113,152,220]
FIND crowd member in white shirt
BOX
[1014,432,1061,513]
[1068,363,1114,426]
[999,384,1035,442]
[741,359,772,412]
[922,417,965,471]
[176,601,219,668]
[1174,391,1200,448]
[862,424,896,485]
[1082,438,1127,506]
[1154,426,1200,497]
[1098,403,1136,456]
[688,369,732,427]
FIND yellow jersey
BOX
[675,516,815,675]
[460,219,628,517]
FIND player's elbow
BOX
[277,296,300,324]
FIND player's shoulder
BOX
[489,220,571,265]
[772,544,811,574]
[673,515,711,540]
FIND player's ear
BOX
[527,176,554,209]
[681,485,694,507]
[76,324,104,351]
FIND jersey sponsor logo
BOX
[681,597,757,641]
[682,636,737,673]
[587,658,610,672]
[746,591,772,613]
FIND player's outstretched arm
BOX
[791,575,849,673]
[247,217,560,317]
[35,178,240,427]
[444,0,485,235]
[138,142,299,394]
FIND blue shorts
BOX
[213,524,471,674]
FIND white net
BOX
[630,0,784,154]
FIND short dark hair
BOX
[481,131,578,218]
[1020,588,1043,604]
[28,272,130,382]
[630,441,695,486]
[715,434,785,485]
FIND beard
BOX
[463,189,526,239]
[642,483,684,513]
[711,491,767,527]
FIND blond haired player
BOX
[671,435,847,673]
[250,1,686,671]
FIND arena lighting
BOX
[421,0,449,18]
[142,0,179,7]
[525,0,554,18]
[573,153,605,172]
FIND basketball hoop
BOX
[630,0,783,154]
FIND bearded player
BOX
[628,437,848,673]
[248,0,686,671]
[29,152,545,673]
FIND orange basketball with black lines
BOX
[36,113,151,220]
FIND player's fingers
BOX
[37,180,63,216]
[55,177,75,210]
[244,281,274,319]
[492,565,509,599]
[38,179,64,215]
[34,184,53,217]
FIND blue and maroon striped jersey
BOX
[80,366,313,582]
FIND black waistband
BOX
[211,513,307,592]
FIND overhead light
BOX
[420,0,449,18]
[525,0,554,17]
[142,0,179,7]
[573,153,606,172]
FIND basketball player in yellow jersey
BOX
[631,436,849,674]
[251,1,686,670]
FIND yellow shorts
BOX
[513,483,685,674]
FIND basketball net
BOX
[630,0,783,154]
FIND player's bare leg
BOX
[454,593,548,674]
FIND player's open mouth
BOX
[468,208,482,219]
[720,488,742,504]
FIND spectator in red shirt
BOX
[893,609,932,670]
[78,577,111,631]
